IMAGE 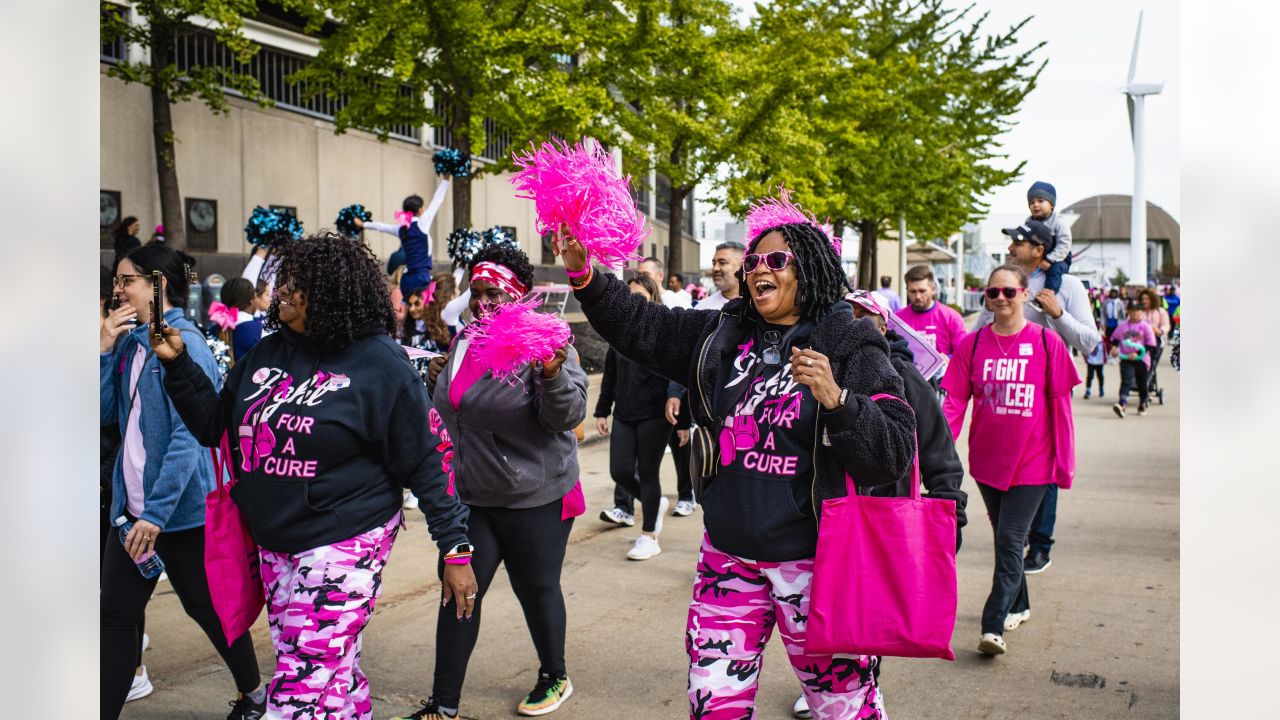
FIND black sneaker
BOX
[226,695,266,720]
[1024,550,1052,575]
[390,697,458,720]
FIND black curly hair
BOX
[265,231,396,352]
[468,242,534,292]
[738,223,849,322]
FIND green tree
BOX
[101,0,268,251]
[725,0,1044,289]
[284,0,613,231]
[603,0,825,273]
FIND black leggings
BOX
[1119,359,1150,406]
[1085,364,1104,394]
[432,499,574,707]
[977,483,1048,635]
[609,417,672,532]
[101,522,260,719]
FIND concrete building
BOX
[1060,194,1180,287]
[98,4,698,281]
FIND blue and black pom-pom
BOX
[446,228,485,267]
[335,204,372,237]
[433,147,472,178]
[482,225,516,251]
[244,206,304,248]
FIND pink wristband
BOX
[444,556,472,565]
[564,264,592,279]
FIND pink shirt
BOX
[122,343,148,517]
[895,302,968,356]
[941,323,1081,491]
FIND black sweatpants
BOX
[101,522,260,719]
[1119,359,1150,406]
[1085,364,1104,394]
[432,499,574,707]
[609,417,672,532]
[977,483,1049,636]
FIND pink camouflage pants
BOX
[687,534,886,720]
[259,511,401,720]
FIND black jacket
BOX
[595,348,684,423]
[576,271,916,559]
[162,325,469,554]
[885,332,968,548]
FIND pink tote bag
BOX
[806,395,958,660]
[205,433,265,646]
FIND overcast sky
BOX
[727,0,1180,221]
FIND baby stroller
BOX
[1124,341,1166,406]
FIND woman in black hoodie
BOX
[556,208,916,720]
[152,232,477,720]
[594,274,683,560]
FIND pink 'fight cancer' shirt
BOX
[941,323,1081,491]
[895,301,968,356]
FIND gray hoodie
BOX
[428,339,588,509]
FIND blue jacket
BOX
[100,308,219,532]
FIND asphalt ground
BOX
[119,353,1178,719]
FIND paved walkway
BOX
[121,355,1178,719]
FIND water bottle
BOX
[114,516,165,579]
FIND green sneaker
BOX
[516,673,573,716]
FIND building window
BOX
[185,198,218,250]
[541,231,556,266]
[100,3,126,64]
[655,173,672,224]
[431,100,513,163]
[632,179,650,217]
[100,190,122,247]
[167,26,421,143]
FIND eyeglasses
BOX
[984,286,1024,300]
[113,274,151,287]
[742,251,795,274]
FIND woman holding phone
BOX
[100,244,265,719]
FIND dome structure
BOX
[1062,194,1179,265]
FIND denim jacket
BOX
[99,308,219,532]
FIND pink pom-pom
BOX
[745,187,840,256]
[509,138,648,270]
[462,296,574,380]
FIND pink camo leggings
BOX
[259,512,401,720]
[687,534,886,720]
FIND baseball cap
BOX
[845,289,890,322]
[1001,219,1053,249]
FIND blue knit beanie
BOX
[1028,181,1056,207]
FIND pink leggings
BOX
[259,512,401,719]
[686,534,886,720]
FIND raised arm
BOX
[574,270,719,385]
[418,178,451,232]
[533,345,589,433]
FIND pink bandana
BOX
[471,261,528,299]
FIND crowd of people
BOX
[99,175,1177,720]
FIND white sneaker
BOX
[403,492,419,510]
[126,665,154,702]
[599,507,636,527]
[1003,609,1031,632]
[627,535,662,561]
[651,497,670,537]
[792,693,812,718]
[978,633,1006,655]
[673,500,696,517]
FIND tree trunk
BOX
[856,218,878,290]
[667,186,688,275]
[150,32,185,250]
[450,107,473,232]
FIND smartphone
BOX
[151,270,163,342]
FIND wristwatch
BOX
[835,388,849,409]
[444,543,474,565]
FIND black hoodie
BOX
[885,331,968,548]
[161,325,469,554]
[575,271,916,561]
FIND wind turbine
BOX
[1124,11,1163,286]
